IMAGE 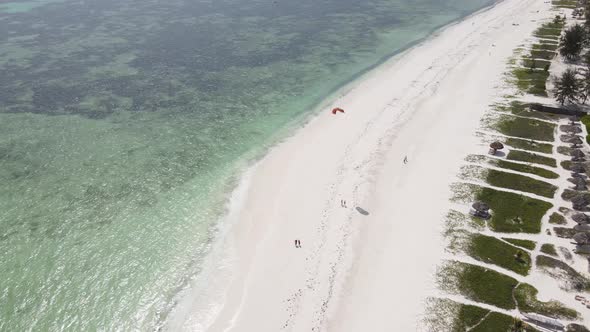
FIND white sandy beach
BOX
[168,0,557,330]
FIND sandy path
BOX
[170,0,556,330]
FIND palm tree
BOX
[554,68,580,105]
[560,24,587,61]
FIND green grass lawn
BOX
[530,49,556,60]
[562,190,590,201]
[536,255,590,291]
[515,283,579,319]
[511,68,550,95]
[492,101,559,122]
[477,187,551,233]
[532,43,559,52]
[502,238,536,250]
[468,234,531,275]
[425,299,534,332]
[540,243,558,256]
[495,114,556,141]
[471,312,540,332]
[534,27,563,38]
[552,0,578,8]
[522,59,551,70]
[548,212,567,225]
[507,150,557,167]
[438,261,517,310]
[493,159,558,179]
[486,169,557,198]
[505,137,553,154]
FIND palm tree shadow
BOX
[355,207,369,216]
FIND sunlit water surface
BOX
[0,0,493,329]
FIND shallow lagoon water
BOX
[0,0,493,329]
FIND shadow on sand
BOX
[355,207,369,216]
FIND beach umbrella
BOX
[571,164,587,173]
[571,150,586,158]
[573,232,590,244]
[572,213,590,224]
[472,201,490,212]
[489,141,504,150]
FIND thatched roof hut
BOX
[571,150,586,158]
[575,224,590,232]
[572,172,587,179]
[569,177,587,186]
[571,164,587,173]
[570,137,584,145]
[573,232,590,244]
[572,213,590,224]
[572,195,590,210]
[472,201,490,212]
[563,125,583,134]
[489,141,504,150]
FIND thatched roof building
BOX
[571,164,586,173]
[572,195,590,210]
[573,232,590,244]
[574,224,590,232]
[570,137,584,145]
[571,150,586,158]
[562,125,583,134]
[572,213,590,224]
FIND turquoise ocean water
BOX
[0,0,493,329]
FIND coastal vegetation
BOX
[548,212,567,225]
[555,68,581,104]
[426,299,541,332]
[540,243,558,256]
[505,137,553,154]
[502,238,536,250]
[514,283,579,319]
[506,150,557,167]
[559,24,586,61]
[494,115,556,141]
[467,234,531,275]
[485,169,557,198]
[493,159,559,179]
[434,4,587,329]
[494,101,559,122]
[438,261,517,310]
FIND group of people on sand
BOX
[294,155,409,248]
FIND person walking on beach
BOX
[340,199,347,208]
[294,239,301,248]
[403,156,408,164]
